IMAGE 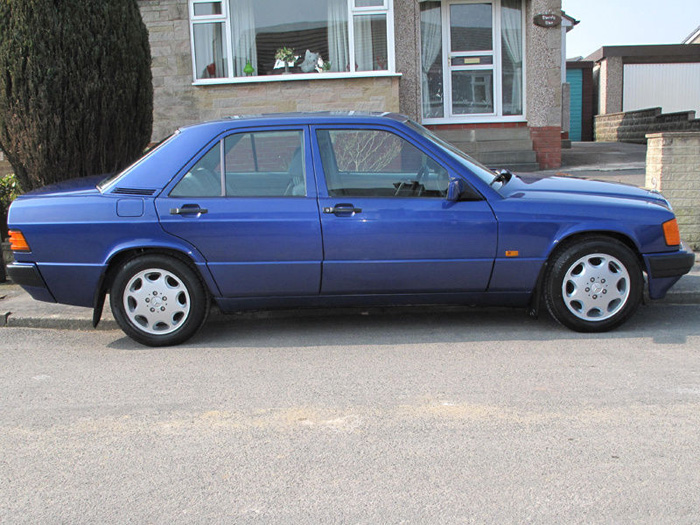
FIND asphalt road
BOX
[2,304,700,524]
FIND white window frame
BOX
[189,0,232,81]
[189,0,396,85]
[422,0,527,125]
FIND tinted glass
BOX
[316,129,449,198]
[171,142,222,197]
[224,130,305,197]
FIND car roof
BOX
[178,111,410,133]
[102,112,414,194]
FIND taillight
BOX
[8,230,31,252]
[662,219,681,246]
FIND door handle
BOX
[323,203,362,216]
[170,204,208,216]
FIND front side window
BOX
[189,0,393,81]
[171,130,305,197]
[316,129,449,198]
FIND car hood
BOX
[19,175,107,198]
[499,174,668,206]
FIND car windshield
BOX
[97,132,178,192]
[405,120,498,186]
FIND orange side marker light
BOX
[505,250,520,258]
[662,219,681,246]
[8,230,31,252]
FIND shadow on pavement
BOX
[106,303,700,351]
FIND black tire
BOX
[110,254,209,346]
[544,237,643,332]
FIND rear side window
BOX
[170,142,222,197]
[225,131,304,197]
[170,130,305,197]
[316,129,449,198]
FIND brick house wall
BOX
[137,0,563,169]
[138,0,400,141]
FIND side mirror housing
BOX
[446,178,466,201]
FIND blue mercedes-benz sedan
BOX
[6,113,695,346]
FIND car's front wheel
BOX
[110,254,209,346]
[544,237,643,332]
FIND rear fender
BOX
[92,239,221,327]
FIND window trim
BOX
[189,0,231,81]
[168,127,309,199]
[312,124,457,200]
[188,0,395,84]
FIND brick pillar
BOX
[646,132,700,249]
[530,126,562,169]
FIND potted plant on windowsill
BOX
[275,47,296,74]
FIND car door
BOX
[156,126,323,297]
[311,125,497,295]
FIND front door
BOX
[447,1,496,117]
[312,126,497,295]
[420,0,524,122]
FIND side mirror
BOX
[446,178,466,202]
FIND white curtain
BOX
[353,15,374,71]
[229,0,257,76]
[328,0,349,72]
[194,23,226,78]
[501,0,523,115]
[420,2,442,117]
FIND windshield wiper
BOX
[490,169,514,187]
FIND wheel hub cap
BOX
[123,269,191,335]
[562,253,630,322]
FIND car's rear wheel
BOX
[110,254,209,346]
[544,237,643,332]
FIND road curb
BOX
[2,291,699,332]
[4,315,120,331]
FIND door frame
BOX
[422,0,527,125]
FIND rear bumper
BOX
[6,263,57,303]
[645,244,696,279]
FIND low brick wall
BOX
[530,126,562,169]
[645,132,700,249]
[596,108,700,144]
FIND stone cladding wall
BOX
[645,132,700,249]
[138,0,399,141]
[596,108,700,144]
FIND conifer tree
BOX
[0,0,153,191]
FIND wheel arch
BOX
[91,245,220,328]
[549,230,644,267]
[529,229,645,319]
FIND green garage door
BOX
[567,68,583,142]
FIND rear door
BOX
[311,125,498,295]
[156,126,322,297]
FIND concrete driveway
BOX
[535,142,647,187]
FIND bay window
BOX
[189,0,394,82]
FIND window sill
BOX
[422,116,527,125]
[193,71,402,86]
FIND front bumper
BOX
[644,243,696,300]
[645,244,696,279]
[6,263,57,303]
